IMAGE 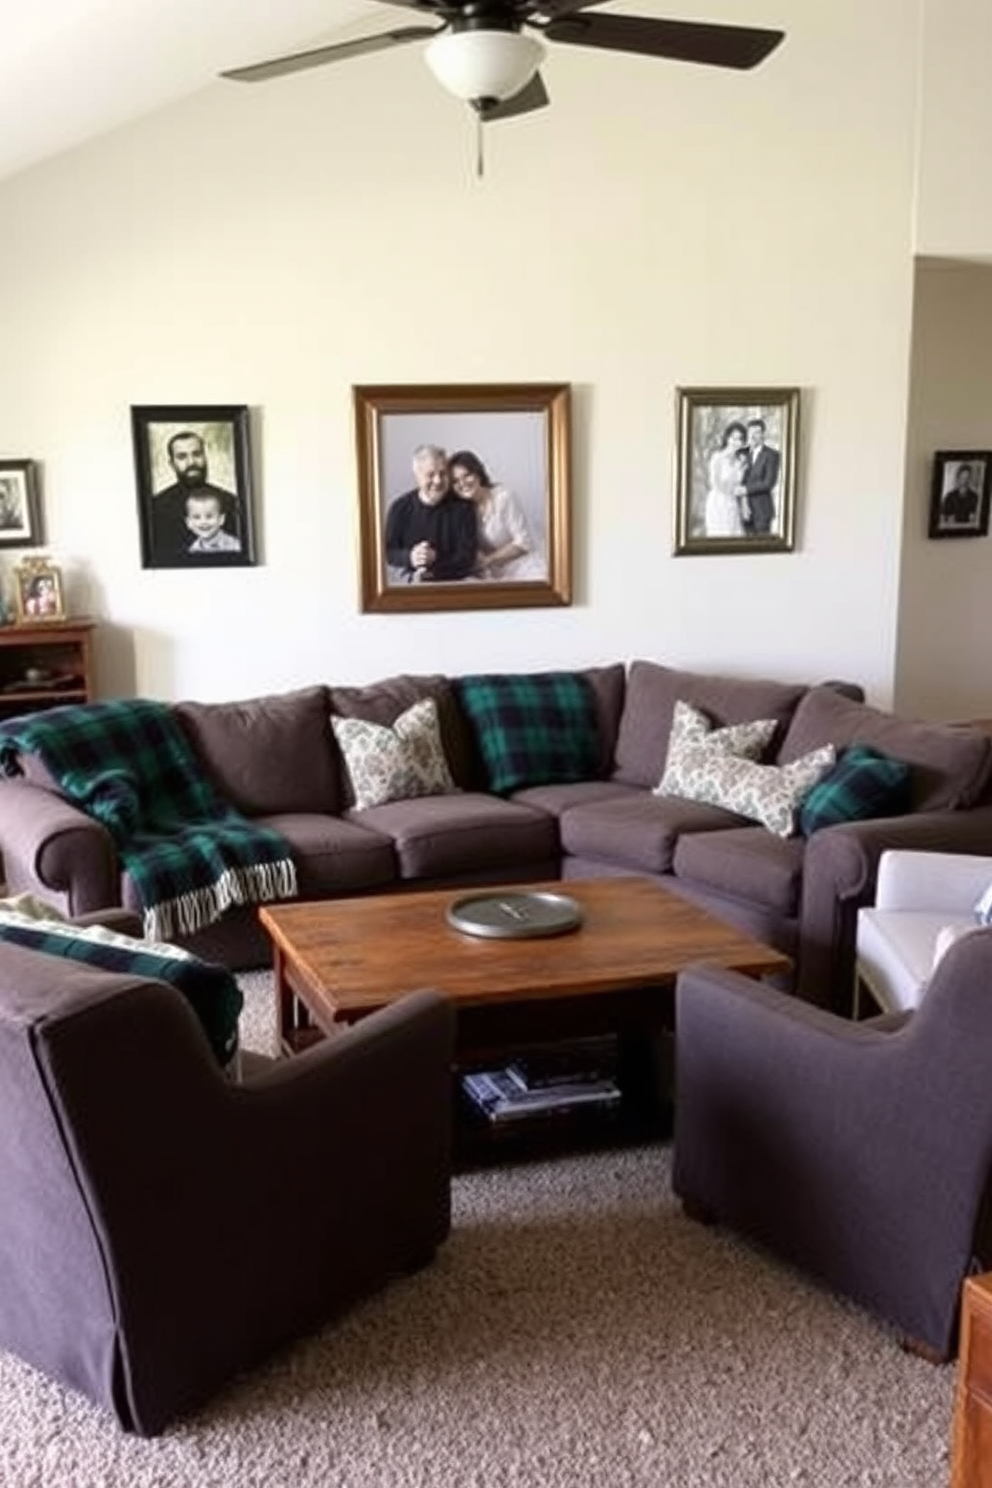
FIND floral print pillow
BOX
[657,738,837,838]
[331,698,458,810]
[654,699,779,795]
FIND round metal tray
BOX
[446,891,584,940]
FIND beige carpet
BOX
[0,972,957,1487]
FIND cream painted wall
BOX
[916,0,992,258]
[0,2,918,703]
[895,259,992,719]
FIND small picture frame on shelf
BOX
[0,460,44,549]
[13,557,65,624]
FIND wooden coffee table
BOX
[260,877,789,1160]
[260,876,789,1054]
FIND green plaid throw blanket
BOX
[0,699,297,941]
[0,909,242,1067]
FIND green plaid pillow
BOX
[455,672,600,794]
[798,745,912,837]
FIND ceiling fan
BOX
[221,6,785,124]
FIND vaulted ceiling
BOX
[0,0,372,182]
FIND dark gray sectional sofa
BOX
[2,658,991,1011]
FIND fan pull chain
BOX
[476,113,485,180]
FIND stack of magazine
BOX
[461,1042,621,1125]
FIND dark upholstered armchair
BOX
[672,928,992,1361]
[0,941,453,1435]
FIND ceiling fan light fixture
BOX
[425,29,545,104]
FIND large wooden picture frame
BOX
[131,404,257,569]
[353,383,572,613]
[673,386,800,555]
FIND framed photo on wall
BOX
[353,383,572,613]
[131,405,257,569]
[673,386,800,555]
[0,460,44,549]
[928,450,991,539]
[13,556,65,623]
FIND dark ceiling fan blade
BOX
[540,15,784,70]
[479,71,550,122]
[221,26,443,83]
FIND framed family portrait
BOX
[673,386,800,556]
[13,556,65,624]
[927,450,991,539]
[131,404,257,569]
[353,382,572,613]
[0,460,44,550]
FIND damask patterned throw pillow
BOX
[653,700,779,795]
[657,738,837,837]
[331,697,458,811]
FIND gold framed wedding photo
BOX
[353,382,572,613]
[673,386,800,556]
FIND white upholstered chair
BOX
[855,850,992,1015]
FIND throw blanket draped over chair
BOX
[0,699,298,940]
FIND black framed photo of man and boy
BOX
[927,450,992,540]
[673,387,800,556]
[131,405,257,569]
[0,460,44,549]
[353,383,572,613]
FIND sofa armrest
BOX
[796,804,992,1009]
[0,780,119,915]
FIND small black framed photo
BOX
[0,460,44,549]
[353,382,572,613]
[130,405,257,569]
[673,387,800,555]
[928,450,991,539]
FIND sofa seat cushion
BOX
[510,779,643,818]
[121,813,396,910]
[613,661,807,789]
[560,793,750,875]
[176,687,339,816]
[347,793,558,880]
[672,827,805,917]
[778,687,992,812]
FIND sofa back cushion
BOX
[176,687,339,816]
[613,661,808,789]
[579,664,626,778]
[778,687,992,812]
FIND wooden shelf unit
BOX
[0,619,96,719]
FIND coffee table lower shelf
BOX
[453,1073,672,1171]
